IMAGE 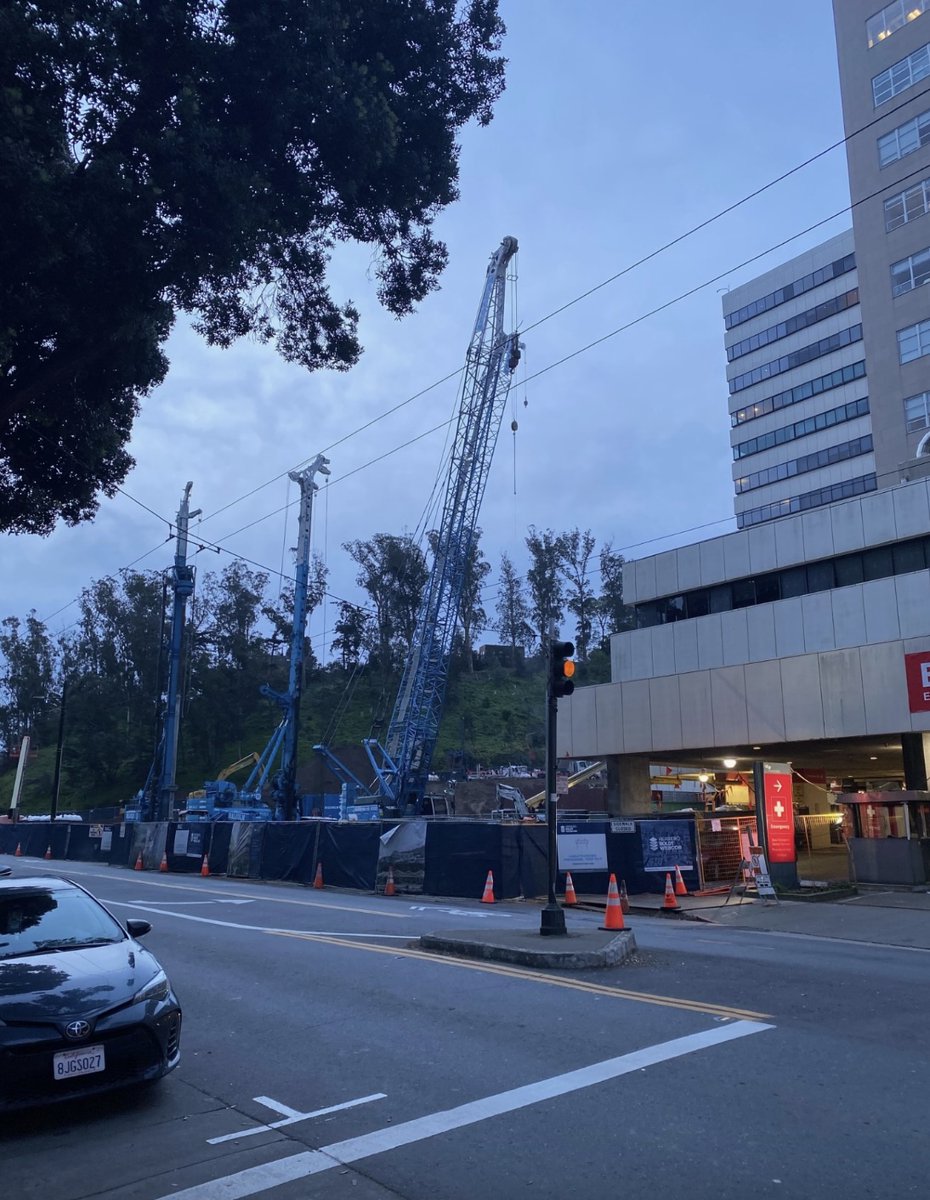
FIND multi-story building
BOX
[834,0,930,483]
[559,3,930,867]
[723,230,872,530]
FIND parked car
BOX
[0,874,181,1110]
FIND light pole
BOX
[49,678,68,824]
[540,640,575,937]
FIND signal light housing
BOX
[550,640,576,698]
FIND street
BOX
[2,859,928,1200]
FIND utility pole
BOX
[50,678,68,824]
[156,482,200,822]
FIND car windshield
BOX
[0,887,125,960]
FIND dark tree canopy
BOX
[0,0,506,534]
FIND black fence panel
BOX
[66,824,117,862]
[424,823,509,899]
[321,824,380,890]
[259,822,317,882]
[108,823,138,867]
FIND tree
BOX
[344,534,428,670]
[558,528,597,662]
[0,0,507,534]
[331,601,372,671]
[524,528,565,652]
[596,541,636,648]
[494,552,531,664]
[0,612,56,751]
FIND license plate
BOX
[53,1044,105,1080]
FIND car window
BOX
[0,887,125,959]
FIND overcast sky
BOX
[3,0,851,661]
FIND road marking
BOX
[120,898,254,906]
[208,1092,387,1145]
[107,902,413,939]
[408,905,511,919]
[160,1021,772,1200]
[269,929,771,1020]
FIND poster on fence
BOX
[639,820,694,873]
[557,821,608,871]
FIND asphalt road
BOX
[3,858,928,1200]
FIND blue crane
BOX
[316,236,520,813]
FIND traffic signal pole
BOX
[540,640,575,937]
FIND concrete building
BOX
[834,0,930,484]
[560,3,930,847]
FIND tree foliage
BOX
[344,533,428,671]
[524,527,565,652]
[0,0,507,534]
[494,552,531,661]
[558,527,596,661]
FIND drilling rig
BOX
[316,236,521,814]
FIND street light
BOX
[49,678,68,824]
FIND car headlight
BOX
[133,969,170,1004]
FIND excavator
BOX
[180,753,270,821]
[493,761,607,820]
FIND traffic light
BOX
[550,640,575,698]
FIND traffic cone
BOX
[662,872,681,911]
[134,852,143,871]
[313,862,324,889]
[601,873,625,931]
[563,872,577,905]
[44,845,52,860]
[480,870,495,903]
[619,879,630,914]
[200,854,210,878]
[384,865,396,896]
[674,864,688,896]
[159,852,168,873]
[14,843,22,857]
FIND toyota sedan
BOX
[0,874,182,1110]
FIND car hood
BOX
[0,941,161,1020]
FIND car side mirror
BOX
[126,919,152,938]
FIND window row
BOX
[879,107,930,166]
[726,290,860,363]
[733,397,870,461]
[723,254,856,331]
[737,474,877,530]
[734,435,873,494]
[899,316,930,362]
[728,325,863,395]
[892,245,930,295]
[872,40,930,106]
[885,176,930,230]
[869,0,929,48]
[635,528,928,628]
[731,360,867,428]
[905,389,930,430]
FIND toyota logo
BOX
[64,1020,92,1041]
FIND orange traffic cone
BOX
[674,864,688,896]
[480,870,495,903]
[44,845,52,860]
[134,852,143,871]
[563,872,577,905]
[601,873,625,931]
[159,852,168,873]
[619,879,630,914]
[200,854,210,878]
[313,862,324,889]
[662,872,681,911]
[384,865,396,896]
[14,843,22,857]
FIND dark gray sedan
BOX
[0,874,181,1110]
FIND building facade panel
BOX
[647,676,683,751]
[676,541,702,592]
[801,507,838,560]
[744,660,788,742]
[747,522,779,573]
[774,597,806,657]
[894,569,930,637]
[653,550,679,600]
[678,672,715,747]
[830,494,867,552]
[650,622,676,677]
[831,585,869,647]
[860,641,913,732]
[801,591,837,653]
[745,604,778,661]
[672,619,699,675]
[710,666,750,746]
[819,649,868,737]
[720,608,750,666]
[780,656,827,740]
[893,477,930,534]
[698,537,727,588]
[862,576,902,641]
[696,613,725,671]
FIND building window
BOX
[878,109,930,166]
[733,397,870,461]
[869,1,929,48]
[726,290,860,362]
[734,436,873,493]
[872,42,930,106]
[884,177,930,231]
[737,474,877,529]
[732,361,866,427]
[892,247,930,295]
[898,317,930,363]
[729,326,863,395]
[905,390,930,430]
[724,254,856,331]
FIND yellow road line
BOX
[268,930,771,1021]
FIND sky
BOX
[2,0,853,662]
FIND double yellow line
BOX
[268,929,770,1021]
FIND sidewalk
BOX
[574,887,930,950]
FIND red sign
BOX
[763,763,795,863]
[905,651,930,712]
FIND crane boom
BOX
[363,236,520,811]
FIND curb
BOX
[418,929,637,970]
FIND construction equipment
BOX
[524,760,606,812]
[316,237,521,815]
[186,753,261,800]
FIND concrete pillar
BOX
[606,755,653,816]
[900,732,930,790]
